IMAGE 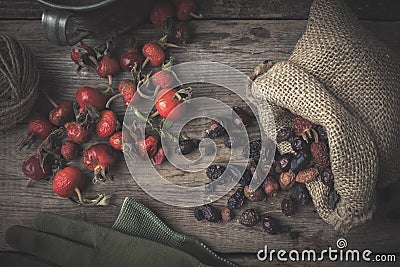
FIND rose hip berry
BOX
[109,131,123,151]
[136,135,159,159]
[310,142,330,168]
[206,165,226,180]
[239,209,260,227]
[22,154,51,181]
[52,166,85,203]
[65,122,93,144]
[176,0,200,21]
[97,54,120,85]
[276,127,292,143]
[19,116,53,150]
[242,140,262,162]
[176,138,199,155]
[221,207,235,222]
[70,43,95,65]
[48,101,74,126]
[292,116,318,143]
[201,204,221,222]
[205,120,226,138]
[82,143,117,183]
[227,187,245,209]
[150,1,174,27]
[279,171,296,191]
[155,89,184,120]
[116,79,138,105]
[153,148,166,165]
[76,86,106,112]
[61,140,80,161]
[244,185,266,202]
[263,176,280,196]
[152,70,174,89]
[172,22,193,44]
[120,48,144,72]
[232,106,252,127]
[281,197,295,216]
[295,167,319,184]
[96,110,118,138]
[142,42,165,67]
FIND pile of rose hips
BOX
[19,0,201,205]
[194,109,339,238]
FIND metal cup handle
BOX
[41,9,89,46]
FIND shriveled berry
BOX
[48,101,74,126]
[281,197,295,216]
[244,185,265,202]
[232,106,252,127]
[291,136,309,152]
[275,153,293,173]
[276,127,292,143]
[292,116,313,136]
[262,216,280,235]
[327,189,340,209]
[206,165,226,181]
[279,171,295,191]
[65,122,93,144]
[290,152,311,173]
[242,140,262,161]
[227,188,245,209]
[295,167,319,184]
[263,176,280,196]
[239,209,260,227]
[201,204,221,222]
[61,140,80,161]
[205,120,226,138]
[221,207,235,222]
[315,125,328,142]
[291,184,311,206]
[176,139,199,155]
[194,207,204,221]
[310,142,330,168]
[172,22,193,44]
[321,167,334,188]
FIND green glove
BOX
[112,197,237,267]
[2,212,210,267]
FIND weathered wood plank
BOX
[0,20,399,264]
[1,0,400,20]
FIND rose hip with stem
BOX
[109,131,123,151]
[136,135,159,159]
[65,122,93,144]
[176,0,203,21]
[96,41,120,85]
[18,116,53,150]
[52,166,85,203]
[76,86,107,112]
[96,110,118,138]
[120,47,144,72]
[152,88,186,121]
[61,140,80,161]
[22,154,51,186]
[43,90,74,126]
[142,42,165,68]
[150,1,174,27]
[82,143,117,183]
[70,42,96,75]
[106,80,138,108]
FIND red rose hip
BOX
[18,116,53,150]
[150,1,174,26]
[82,144,117,183]
[52,166,85,203]
[61,140,80,161]
[142,42,165,67]
[22,154,51,181]
[96,110,118,138]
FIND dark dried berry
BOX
[244,185,266,202]
[239,209,260,227]
[224,135,243,148]
[205,120,226,138]
[289,231,300,240]
[262,216,280,235]
[172,22,193,44]
[292,184,311,206]
[290,152,311,173]
[280,225,291,234]
[315,125,328,142]
[327,189,340,209]
[176,139,199,155]
[221,207,235,222]
[232,106,252,127]
[206,165,226,180]
[227,164,251,186]
[321,167,334,188]
[227,188,245,209]
[291,136,310,152]
[292,116,313,137]
[243,140,262,161]
[275,153,293,173]
[263,176,280,196]
[279,171,296,191]
[194,207,204,221]
[281,197,295,216]
[201,204,221,222]
[276,127,292,143]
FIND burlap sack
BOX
[251,0,400,232]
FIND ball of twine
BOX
[0,33,40,133]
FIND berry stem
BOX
[106,93,123,108]
[25,179,34,188]
[142,57,150,69]
[74,187,83,204]
[149,111,160,119]
[190,12,203,19]
[42,89,58,108]
[108,75,113,86]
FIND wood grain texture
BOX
[1,0,400,20]
[0,19,399,267]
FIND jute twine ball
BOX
[0,33,40,133]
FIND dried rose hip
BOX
[232,106,252,127]
[172,22,193,44]
[327,189,340,209]
[109,131,123,151]
[206,165,226,180]
[118,79,138,105]
[239,209,260,227]
[276,127,292,143]
[291,184,311,206]
[136,135,159,159]
[275,153,293,173]
[142,42,165,67]
[19,116,53,150]
[320,167,334,188]
[194,207,204,221]
[291,136,310,153]
[120,48,144,72]
[242,140,262,161]
[82,143,117,183]
[227,187,245,209]
[76,86,106,112]
[97,54,120,85]
[281,197,295,216]
[221,207,235,222]
[310,142,330,168]
[262,216,280,235]
[292,116,318,142]
[205,120,226,138]
[48,101,74,126]
[176,0,200,21]
[65,122,93,144]
[61,140,80,161]
[201,204,221,222]
[263,176,280,196]
[244,185,266,202]
[96,110,118,138]
[176,139,199,155]
[153,148,166,165]
[295,167,319,184]
[279,171,296,191]
[22,154,51,181]
[152,70,174,89]
[52,166,85,203]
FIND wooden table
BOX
[0,1,399,266]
